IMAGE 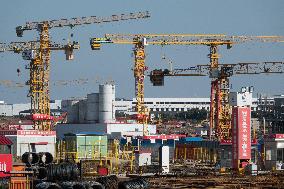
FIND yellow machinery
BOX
[90,34,284,139]
[12,11,150,131]
[0,41,79,131]
[149,61,284,140]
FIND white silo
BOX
[86,93,99,123]
[99,84,114,123]
[112,85,116,120]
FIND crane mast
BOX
[15,12,149,131]
[133,38,149,135]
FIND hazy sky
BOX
[0,0,283,103]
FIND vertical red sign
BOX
[0,154,12,177]
[232,107,251,169]
[238,107,251,159]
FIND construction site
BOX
[0,1,284,189]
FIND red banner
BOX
[143,134,186,140]
[238,107,251,159]
[17,130,56,136]
[0,154,12,177]
[32,114,53,121]
[232,107,251,169]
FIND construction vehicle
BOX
[149,61,284,141]
[12,11,150,131]
[90,34,283,137]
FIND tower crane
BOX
[14,11,150,131]
[0,41,79,131]
[149,61,284,141]
[90,34,232,136]
[90,34,283,137]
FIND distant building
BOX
[256,94,284,134]
[0,96,259,117]
[0,100,62,116]
[115,97,258,114]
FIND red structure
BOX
[0,135,13,177]
[232,107,251,169]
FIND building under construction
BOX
[0,5,284,189]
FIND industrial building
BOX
[0,100,62,116]
[2,130,56,157]
[61,84,115,124]
[0,96,260,118]
[115,97,258,114]
[56,84,157,139]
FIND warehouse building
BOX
[2,130,56,158]
[115,97,258,114]
[0,100,62,116]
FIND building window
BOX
[161,108,164,111]
[171,108,175,111]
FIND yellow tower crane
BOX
[0,41,79,130]
[90,34,284,138]
[90,34,232,136]
[14,11,150,131]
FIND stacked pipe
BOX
[22,152,53,166]
[22,152,54,180]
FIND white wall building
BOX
[3,130,56,157]
[115,97,258,114]
[0,100,62,116]
[56,123,157,139]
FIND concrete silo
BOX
[86,93,99,123]
[99,84,115,123]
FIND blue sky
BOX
[0,0,283,103]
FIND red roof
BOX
[0,135,13,145]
